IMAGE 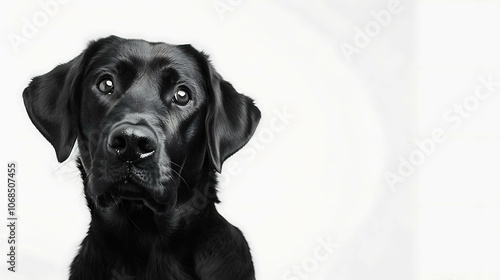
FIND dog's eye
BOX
[173,89,191,106]
[97,78,114,94]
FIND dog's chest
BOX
[107,252,198,280]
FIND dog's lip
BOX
[113,181,147,200]
[109,181,168,212]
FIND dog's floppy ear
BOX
[180,45,261,172]
[23,54,84,162]
[22,36,118,162]
[205,63,261,173]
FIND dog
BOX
[23,35,261,280]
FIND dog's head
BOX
[23,36,260,214]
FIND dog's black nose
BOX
[108,124,157,162]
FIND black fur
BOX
[23,35,260,280]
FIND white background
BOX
[0,0,499,279]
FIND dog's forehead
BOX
[117,40,185,63]
[90,39,201,77]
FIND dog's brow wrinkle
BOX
[151,57,172,69]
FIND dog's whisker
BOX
[83,169,96,182]
[112,195,119,207]
[116,192,143,232]
[170,161,190,190]
[169,161,183,169]
[170,169,190,190]
[51,156,77,174]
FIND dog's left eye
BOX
[173,89,191,106]
[97,78,114,94]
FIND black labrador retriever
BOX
[23,35,260,280]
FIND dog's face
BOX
[23,36,260,214]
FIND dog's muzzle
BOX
[94,122,172,212]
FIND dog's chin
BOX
[93,181,174,214]
[119,198,169,214]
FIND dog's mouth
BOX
[96,180,169,213]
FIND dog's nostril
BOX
[137,138,155,153]
[110,135,126,150]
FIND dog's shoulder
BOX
[193,207,255,280]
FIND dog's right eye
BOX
[173,89,191,106]
[97,78,114,94]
